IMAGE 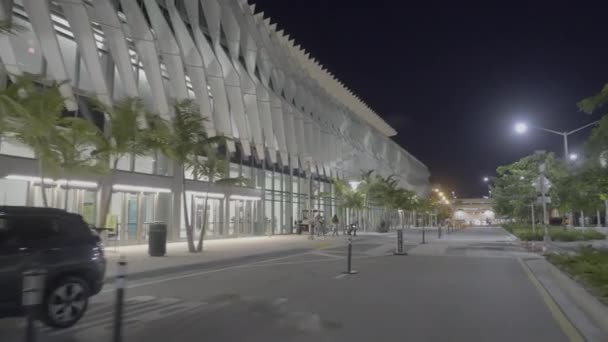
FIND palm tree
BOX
[162,99,244,253]
[192,156,247,252]
[49,117,106,209]
[0,75,72,206]
[331,177,365,230]
[93,97,165,228]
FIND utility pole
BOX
[539,162,548,226]
[531,202,536,233]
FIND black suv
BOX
[0,206,106,328]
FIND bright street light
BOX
[514,122,528,134]
[483,177,489,182]
[349,181,361,191]
[569,153,578,161]
[513,120,599,158]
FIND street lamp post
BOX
[349,181,361,233]
[515,121,600,229]
[483,177,491,197]
[514,121,600,159]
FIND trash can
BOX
[148,223,167,257]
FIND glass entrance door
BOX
[126,195,138,240]
[192,196,222,239]
[228,199,257,237]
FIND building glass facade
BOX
[0,0,430,244]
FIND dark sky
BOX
[252,0,608,197]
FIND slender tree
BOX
[93,97,164,228]
[162,99,244,253]
[0,75,71,206]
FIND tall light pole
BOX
[483,177,491,197]
[514,121,600,158]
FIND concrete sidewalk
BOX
[102,235,345,281]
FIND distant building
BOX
[452,198,496,226]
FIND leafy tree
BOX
[492,152,566,221]
[579,83,608,117]
[393,188,418,228]
[331,178,365,211]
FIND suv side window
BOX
[0,217,16,244]
[12,216,61,241]
[54,215,89,237]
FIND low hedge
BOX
[547,247,608,303]
[550,229,606,242]
[513,229,543,241]
[506,225,606,242]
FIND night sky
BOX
[252,0,608,197]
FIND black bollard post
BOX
[438,225,442,239]
[394,229,407,255]
[343,237,358,275]
[22,269,47,342]
[113,256,127,342]
[422,226,426,244]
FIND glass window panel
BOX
[229,162,240,178]
[9,18,44,74]
[265,170,273,190]
[0,138,35,158]
[115,154,131,171]
[81,190,96,224]
[264,199,272,234]
[0,179,28,206]
[273,198,280,234]
[134,155,155,174]
[274,171,282,192]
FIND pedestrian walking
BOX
[331,214,339,236]
[314,214,322,237]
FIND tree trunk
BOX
[597,210,602,228]
[580,210,585,228]
[196,193,210,252]
[97,159,119,229]
[63,181,69,210]
[605,200,608,228]
[37,158,49,207]
[182,172,195,253]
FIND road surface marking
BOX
[334,273,347,279]
[101,251,321,293]
[518,258,585,342]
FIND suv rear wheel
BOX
[42,276,90,328]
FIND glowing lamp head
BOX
[514,122,528,134]
[569,153,578,161]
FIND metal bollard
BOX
[438,225,442,239]
[22,269,47,342]
[343,237,358,275]
[113,256,127,342]
[394,229,407,255]
[422,226,426,244]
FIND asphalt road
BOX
[2,227,572,342]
